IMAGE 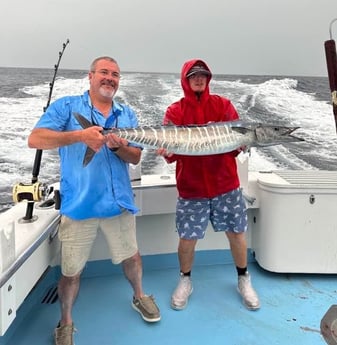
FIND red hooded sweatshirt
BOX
[163,59,240,199]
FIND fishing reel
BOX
[12,181,52,203]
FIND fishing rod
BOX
[32,39,70,183]
[324,18,337,132]
[13,39,70,222]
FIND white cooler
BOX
[251,170,337,273]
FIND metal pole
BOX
[324,19,337,132]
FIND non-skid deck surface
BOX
[5,258,335,345]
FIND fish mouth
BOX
[278,126,304,142]
[254,124,305,145]
[282,126,304,141]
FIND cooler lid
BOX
[257,170,337,190]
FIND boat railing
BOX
[0,197,61,335]
[0,213,60,289]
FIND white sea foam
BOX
[0,72,334,211]
[212,77,334,170]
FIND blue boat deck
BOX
[2,251,335,345]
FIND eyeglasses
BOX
[92,69,121,79]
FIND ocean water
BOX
[0,67,335,212]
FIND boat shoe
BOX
[54,322,76,345]
[132,295,161,322]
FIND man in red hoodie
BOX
[158,59,260,311]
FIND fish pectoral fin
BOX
[231,126,251,135]
[73,112,94,129]
[83,147,96,167]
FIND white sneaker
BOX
[171,274,193,310]
[237,272,260,310]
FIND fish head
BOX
[254,125,304,146]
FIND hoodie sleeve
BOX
[221,97,239,121]
[161,104,180,163]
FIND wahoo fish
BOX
[73,112,303,166]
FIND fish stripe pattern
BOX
[73,112,303,165]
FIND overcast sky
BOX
[1,0,337,76]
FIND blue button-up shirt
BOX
[34,91,141,220]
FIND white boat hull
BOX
[1,157,337,335]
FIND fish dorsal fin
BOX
[73,112,94,129]
[83,147,96,167]
[73,112,97,166]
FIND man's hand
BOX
[82,126,106,152]
[237,145,248,153]
[156,148,174,157]
[105,133,129,150]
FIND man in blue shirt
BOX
[28,56,161,345]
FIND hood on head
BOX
[186,65,212,78]
[181,59,212,99]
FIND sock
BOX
[236,266,247,276]
[180,270,191,277]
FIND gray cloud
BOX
[1,0,337,76]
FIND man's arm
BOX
[105,133,141,165]
[28,126,106,152]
